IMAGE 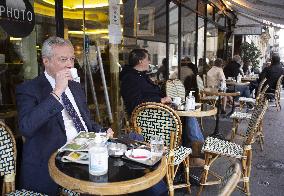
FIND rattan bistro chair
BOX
[239,78,267,110]
[266,75,284,111]
[196,75,218,107]
[131,102,192,196]
[165,79,186,101]
[218,163,241,196]
[0,121,47,195]
[198,99,269,196]
[230,85,269,142]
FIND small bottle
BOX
[237,73,242,83]
[185,91,195,111]
[89,133,109,176]
[219,80,226,92]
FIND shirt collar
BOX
[44,71,55,89]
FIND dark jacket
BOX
[120,66,162,115]
[259,63,284,92]
[224,61,242,79]
[16,74,101,195]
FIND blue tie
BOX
[61,92,86,132]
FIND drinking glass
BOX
[150,135,164,157]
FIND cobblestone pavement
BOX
[177,91,284,196]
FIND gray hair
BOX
[41,36,73,58]
[232,55,242,64]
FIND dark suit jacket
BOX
[224,61,242,79]
[16,74,102,195]
[120,66,162,116]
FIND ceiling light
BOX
[10,37,22,41]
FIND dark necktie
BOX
[61,92,86,132]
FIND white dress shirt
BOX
[45,71,88,142]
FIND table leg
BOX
[210,95,226,140]
[226,96,236,117]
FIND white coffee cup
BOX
[70,68,80,83]
[172,97,182,106]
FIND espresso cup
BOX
[70,68,78,79]
[173,97,182,106]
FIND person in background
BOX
[179,57,198,94]
[224,55,244,78]
[259,54,284,95]
[242,60,252,75]
[224,55,251,99]
[157,58,167,81]
[120,49,205,167]
[206,58,227,114]
[16,36,113,195]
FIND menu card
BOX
[58,131,98,165]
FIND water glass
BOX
[150,135,164,157]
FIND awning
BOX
[224,0,284,26]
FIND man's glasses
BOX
[56,56,76,63]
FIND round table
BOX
[48,152,167,195]
[176,103,217,117]
[226,81,250,86]
[241,77,258,82]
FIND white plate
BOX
[125,149,151,161]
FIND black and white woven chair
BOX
[0,121,79,196]
[165,79,186,101]
[0,121,47,195]
[198,99,269,196]
[131,102,192,196]
[196,75,218,107]
[239,78,267,111]
[266,75,283,111]
[230,85,269,142]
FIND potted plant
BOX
[240,42,261,72]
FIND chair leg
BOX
[166,163,174,196]
[242,150,252,195]
[231,119,240,141]
[231,119,237,141]
[258,121,264,151]
[240,101,244,110]
[198,153,218,195]
[199,117,205,133]
[184,157,191,193]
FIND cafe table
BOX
[226,80,250,87]
[175,103,217,133]
[241,76,258,82]
[48,151,167,195]
[175,103,217,118]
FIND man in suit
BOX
[16,36,113,195]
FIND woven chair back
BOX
[165,79,186,101]
[256,78,267,97]
[0,121,16,177]
[244,99,269,145]
[276,75,284,88]
[131,102,182,149]
[256,84,269,105]
[196,75,205,90]
[218,163,241,196]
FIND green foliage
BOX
[240,42,261,68]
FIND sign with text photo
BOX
[0,0,35,37]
